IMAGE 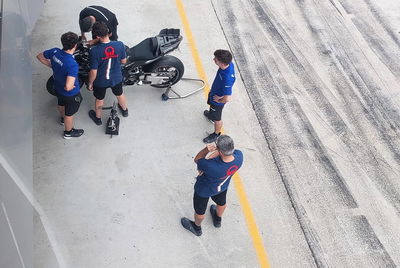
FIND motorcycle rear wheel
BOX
[46,76,84,96]
[46,76,57,96]
[145,55,184,88]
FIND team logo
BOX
[102,46,118,60]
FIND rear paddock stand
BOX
[161,77,205,101]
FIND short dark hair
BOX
[61,32,78,50]
[91,21,109,38]
[214,49,233,65]
[79,16,94,32]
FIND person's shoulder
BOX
[89,44,101,52]
[234,149,243,155]
[89,5,105,10]
[79,6,90,15]
[224,64,235,81]
[46,47,60,53]
[64,55,78,67]
[227,63,235,73]
[113,40,125,47]
[93,5,113,14]
[114,41,126,52]
[197,157,216,167]
[234,149,243,160]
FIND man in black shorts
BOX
[79,5,118,44]
[181,135,243,236]
[203,50,236,143]
[37,32,84,139]
[87,22,128,125]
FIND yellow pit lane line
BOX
[175,0,271,267]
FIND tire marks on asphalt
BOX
[213,0,400,266]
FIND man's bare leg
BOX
[95,99,104,118]
[216,204,227,217]
[194,213,205,227]
[58,105,65,118]
[214,120,223,134]
[64,116,73,132]
[116,94,127,110]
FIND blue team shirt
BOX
[89,41,126,87]
[195,150,243,197]
[208,62,236,106]
[43,48,80,96]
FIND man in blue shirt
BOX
[87,21,128,125]
[36,32,84,139]
[203,50,236,143]
[181,135,243,236]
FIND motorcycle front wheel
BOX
[145,55,184,88]
[46,76,85,96]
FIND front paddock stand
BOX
[103,102,120,138]
[161,77,205,101]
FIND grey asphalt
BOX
[32,0,400,267]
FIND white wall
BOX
[0,0,43,267]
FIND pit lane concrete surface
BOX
[32,0,400,267]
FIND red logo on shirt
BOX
[102,46,118,60]
[226,165,239,176]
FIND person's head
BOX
[61,32,79,51]
[213,49,233,66]
[216,135,235,156]
[91,21,109,39]
[79,16,95,33]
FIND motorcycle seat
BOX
[129,37,159,61]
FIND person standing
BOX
[79,5,119,43]
[36,32,84,139]
[181,135,243,236]
[87,21,128,126]
[203,50,236,143]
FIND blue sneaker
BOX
[181,217,202,236]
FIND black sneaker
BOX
[118,104,129,117]
[203,132,220,143]
[203,110,214,124]
[89,110,102,125]
[181,217,202,236]
[210,205,221,228]
[63,128,84,139]
[60,117,64,126]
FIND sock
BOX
[190,221,201,231]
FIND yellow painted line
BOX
[175,0,210,98]
[175,1,270,267]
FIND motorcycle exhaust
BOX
[139,74,170,85]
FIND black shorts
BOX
[93,82,123,100]
[57,93,82,116]
[207,104,224,121]
[193,190,227,215]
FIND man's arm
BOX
[212,94,231,104]
[121,58,127,65]
[194,147,209,163]
[36,52,51,68]
[194,144,219,163]
[87,69,97,91]
[64,76,76,91]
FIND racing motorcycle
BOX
[46,28,184,95]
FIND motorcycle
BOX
[46,28,184,95]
